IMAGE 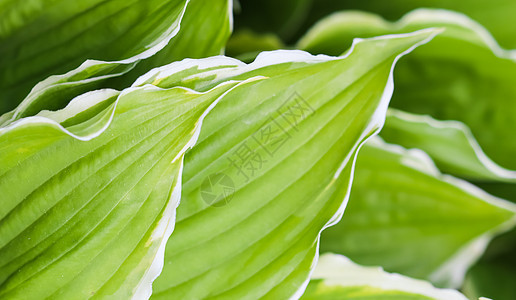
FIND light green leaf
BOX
[381,109,516,182]
[143,30,439,299]
[320,137,516,288]
[305,0,516,48]
[0,0,190,114]
[301,253,468,300]
[0,76,254,299]
[298,9,516,177]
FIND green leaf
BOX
[320,137,516,287]
[298,9,516,177]
[304,0,516,49]
[0,76,253,298]
[0,0,190,114]
[463,224,516,300]
[1,0,234,127]
[463,259,516,300]
[143,30,439,299]
[300,253,468,300]
[381,109,516,182]
[108,0,233,88]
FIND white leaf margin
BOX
[365,137,516,288]
[287,29,442,299]
[131,75,264,299]
[310,253,469,300]
[0,73,264,299]
[298,8,516,181]
[386,109,516,181]
[134,29,441,299]
[2,29,440,298]
[298,8,516,60]
[0,0,192,126]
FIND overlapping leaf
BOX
[305,0,516,48]
[298,9,516,182]
[109,0,233,89]
[134,30,441,299]
[0,0,233,123]
[382,109,516,182]
[301,253,468,300]
[0,76,254,298]
[319,138,516,288]
[0,0,190,114]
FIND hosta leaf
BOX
[476,182,516,203]
[0,77,253,299]
[320,138,516,288]
[305,0,516,48]
[463,223,516,300]
[142,0,231,63]
[143,30,439,299]
[298,9,516,175]
[381,109,516,182]
[0,0,190,114]
[301,253,468,300]
[109,0,233,88]
[0,0,233,125]
[463,256,516,300]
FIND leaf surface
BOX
[300,253,468,300]
[320,138,516,287]
[0,0,190,113]
[0,77,250,299]
[305,0,516,48]
[381,109,516,182]
[146,30,439,299]
[298,9,516,178]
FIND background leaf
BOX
[381,109,516,182]
[303,0,516,49]
[301,253,468,300]
[319,138,516,288]
[298,9,516,175]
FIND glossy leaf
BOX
[110,0,233,88]
[0,0,190,114]
[301,253,468,300]
[0,76,252,299]
[144,30,439,299]
[1,0,233,126]
[320,138,516,287]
